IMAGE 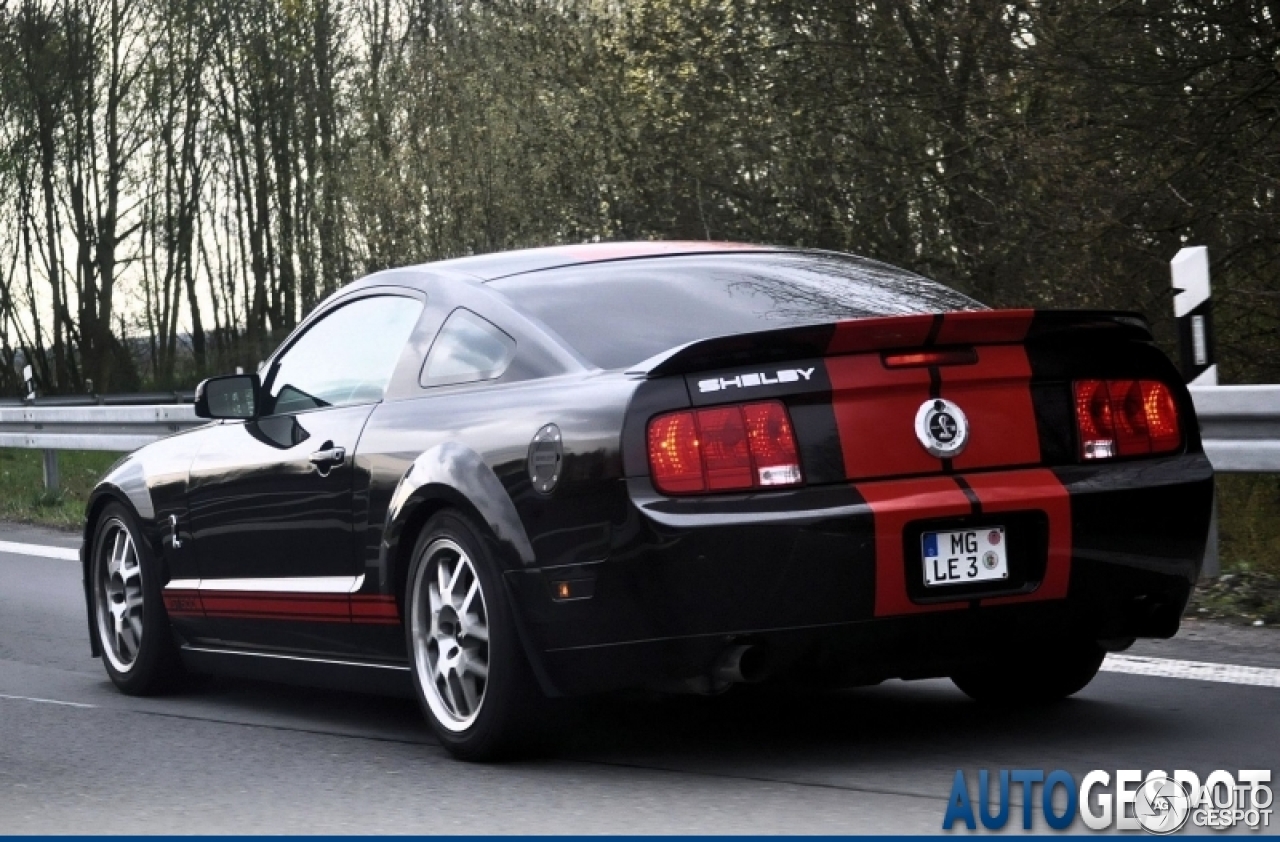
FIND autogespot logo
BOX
[942,769,1273,833]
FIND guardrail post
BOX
[41,449,60,493]
[1173,247,1221,578]
[1202,497,1221,579]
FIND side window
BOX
[420,308,515,388]
[266,295,424,415]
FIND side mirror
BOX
[195,373,261,420]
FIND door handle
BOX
[309,445,346,472]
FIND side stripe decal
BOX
[350,595,401,625]
[163,579,400,625]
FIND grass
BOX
[1217,473,1280,577]
[1197,473,1280,625]
[0,448,121,531]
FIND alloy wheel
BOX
[410,538,490,732]
[95,518,145,674]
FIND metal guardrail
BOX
[0,390,195,408]
[1189,385,1280,473]
[0,404,202,453]
[0,383,1274,491]
[0,385,1271,577]
[2,385,1274,463]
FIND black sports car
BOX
[83,242,1214,759]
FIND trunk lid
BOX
[646,310,1159,486]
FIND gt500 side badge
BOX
[698,368,815,393]
[915,398,970,458]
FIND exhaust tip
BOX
[714,643,768,685]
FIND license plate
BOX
[922,527,1008,587]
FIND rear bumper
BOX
[508,454,1213,696]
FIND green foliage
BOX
[0,449,119,530]
[0,0,1277,558]
[2,0,1276,389]
[1218,475,1280,577]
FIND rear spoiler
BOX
[630,309,1152,377]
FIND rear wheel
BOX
[91,502,184,694]
[951,639,1105,704]
[405,511,550,761]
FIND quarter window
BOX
[420,308,515,387]
[266,295,423,415]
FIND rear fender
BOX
[382,442,535,574]
[380,442,560,694]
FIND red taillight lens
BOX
[1074,379,1181,460]
[1110,380,1151,456]
[1075,379,1116,459]
[647,411,704,493]
[647,401,803,495]
[697,406,753,490]
[1142,381,1182,452]
[742,402,802,486]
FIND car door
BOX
[186,291,425,654]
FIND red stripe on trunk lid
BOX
[934,309,1035,345]
[964,469,1073,606]
[827,354,940,479]
[941,344,1041,471]
[857,477,972,617]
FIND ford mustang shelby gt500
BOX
[83,242,1213,759]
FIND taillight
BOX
[647,411,703,493]
[1074,379,1181,460]
[647,401,803,495]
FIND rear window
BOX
[490,253,980,370]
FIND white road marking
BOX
[0,693,95,708]
[0,540,79,561]
[1103,654,1280,687]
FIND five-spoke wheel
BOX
[90,502,183,694]
[95,517,145,673]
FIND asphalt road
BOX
[1,523,1277,834]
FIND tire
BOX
[405,510,551,761]
[951,639,1106,705]
[90,502,185,695]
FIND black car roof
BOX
[420,241,790,282]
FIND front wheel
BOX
[951,639,1106,705]
[91,502,184,694]
[405,511,550,761]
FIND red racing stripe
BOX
[963,469,1072,606]
[941,344,1041,472]
[162,589,204,618]
[827,353,939,479]
[351,595,401,625]
[856,477,972,617]
[164,589,401,625]
[199,592,352,623]
[933,309,1034,345]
